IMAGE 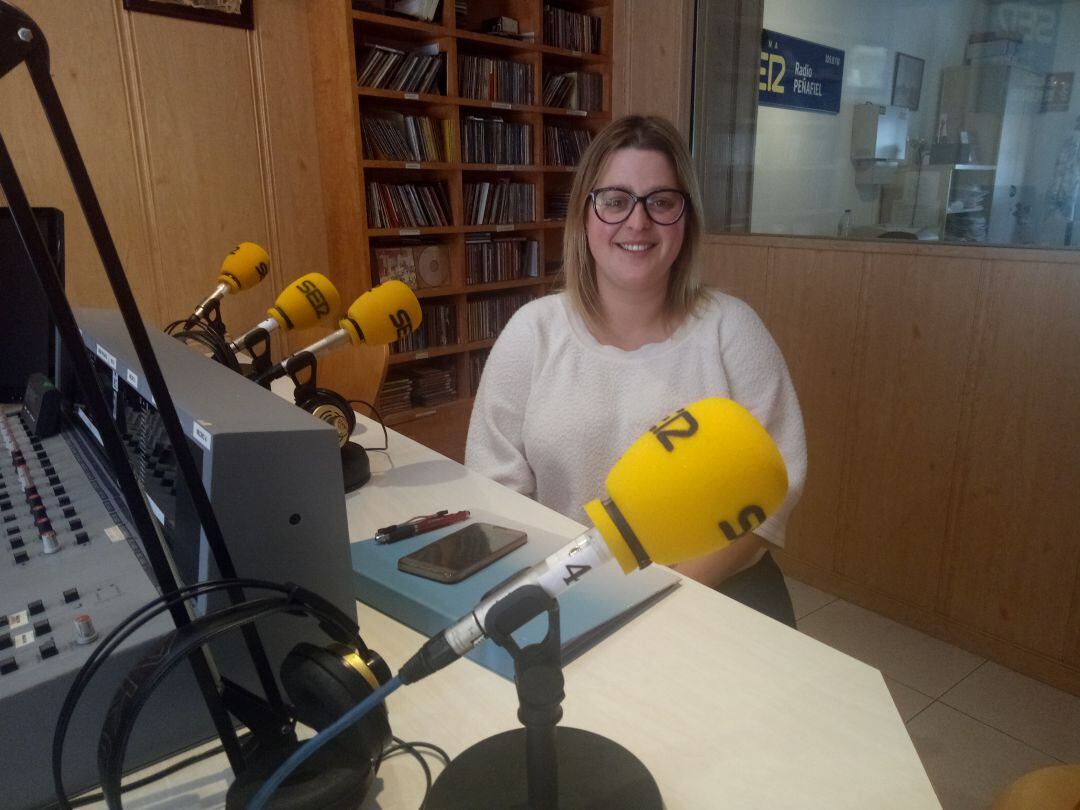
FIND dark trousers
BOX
[716,550,796,628]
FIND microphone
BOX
[254,280,422,385]
[228,272,343,354]
[191,242,270,321]
[399,397,789,684]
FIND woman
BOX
[465,115,807,626]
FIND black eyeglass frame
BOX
[587,186,690,225]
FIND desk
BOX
[92,417,940,809]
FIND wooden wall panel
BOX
[698,234,1080,694]
[128,12,275,333]
[946,261,1080,658]
[612,0,694,135]
[0,1,160,317]
[698,239,769,313]
[765,247,864,572]
[306,2,368,313]
[250,1,333,355]
[1,0,330,349]
[835,252,982,610]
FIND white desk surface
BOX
[98,417,940,809]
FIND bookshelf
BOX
[309,1,614,460]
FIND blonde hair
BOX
[561,115,706,327]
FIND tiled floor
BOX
[786,577,1080,810]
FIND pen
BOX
[375,509,470,543]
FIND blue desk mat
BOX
[351,508,679,680]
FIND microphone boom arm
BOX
[0,0,290,783]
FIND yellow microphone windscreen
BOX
[219,242,270,292]
[268,273,342,331]
[340,280,422,345]
[583,398,789,574]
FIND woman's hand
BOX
[670,533,769,589]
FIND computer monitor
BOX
[0,206,64,402]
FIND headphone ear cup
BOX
[280,642,392,762]
[224,738,372,810]
[301,389,355,448]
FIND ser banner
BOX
[759,30,844,114]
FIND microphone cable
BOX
[380,736,451,800]
[51,578,289,810]
[247,675,403,810]
[348,398,389,451]
[164,315,242,373]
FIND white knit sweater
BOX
[464,291,807,547]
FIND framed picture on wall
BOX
[123,0,254,30]
[891,52,925,110]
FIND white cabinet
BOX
[931,63,1044,243]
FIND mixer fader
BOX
[0,404,161,682]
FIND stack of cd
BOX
[408,364,457,407]
[377,374,414,415]
[545,192,570,220]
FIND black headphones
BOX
[285,352,356,449]
[285,353,371,491]
[88,581,390,810]
[165,316,243,374]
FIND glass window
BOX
[693,0,1080,249]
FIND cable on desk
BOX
[379,735,452,800]
[349,398,389,451]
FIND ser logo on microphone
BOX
[295,279,331,317]
[390,309,413,341]
[649,408,699,451]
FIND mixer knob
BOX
[74,615,98,645]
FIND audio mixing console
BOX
[1,309,356,808]
[0,402,217,809]
[0,404,147,677]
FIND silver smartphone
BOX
[397,522,527,583]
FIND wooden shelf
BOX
[388,343,466,364]
[464,277,548,294]
[460,222,545,233]
[538,44,607,63]
[383,395,475,427]
[316,0,613,442]
[361,159,457,171]
[455,29,538,54]
[367,225,459,237]
[358,86,607,122]
[352,9,448,37]
[357,86,449,105]
[366,222,562,237]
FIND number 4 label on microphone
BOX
[562,563,591,586]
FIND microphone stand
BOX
[424,585,662,809]
[240,326,274,378]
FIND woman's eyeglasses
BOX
[588,187,689,225]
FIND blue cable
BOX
[247,674,404,810]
